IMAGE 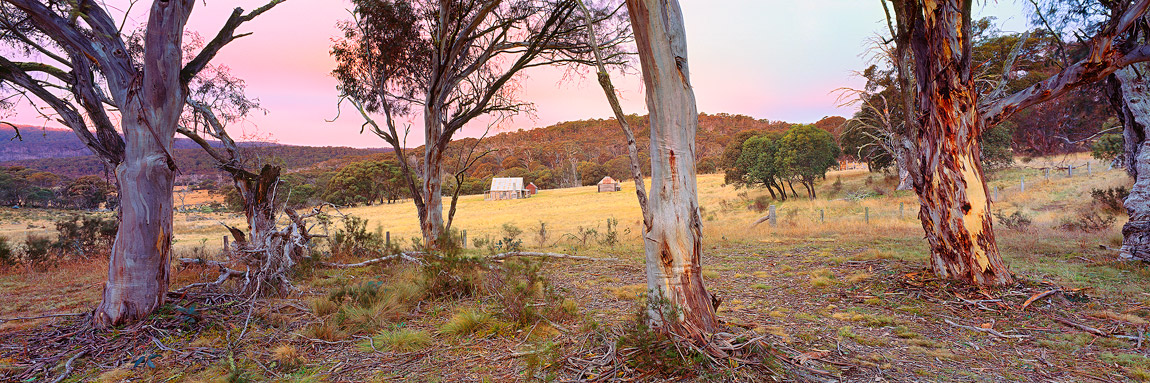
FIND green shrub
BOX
[52,214,117,258]
[23,235,54,267]
[993,210,1033,230]
[1091,186,1129,214]
[0,236,13,266]
[330,216,383,257]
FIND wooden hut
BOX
[485,177,531,200]
[526,182,538,195]
[597,176,621,192]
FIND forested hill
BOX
[452,113,843,185]
[0,125,388,178]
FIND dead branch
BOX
[48,349,88,383]
[1050,316,1110,337]
[0,312,85,324]
[943,319,1029,339]
[1020,289,1061,310]
[320,253,426,268]
[489,252,618,262]
[176,258,247,292]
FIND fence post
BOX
[1045,168,1050,180]
[1087,162,1092,175]
[386,231,391,249]
[1068,165,1073,177]
[993,186,999,201]
[865,207,870,224]
[1020,176,1025,193]
[223,235,229,252]
[769,205,777,227]
[899,202,904,219]
[820,209,825,223]
[462,230,467,249]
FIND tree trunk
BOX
[227,164,297,295]
[93,0,192,327]
[1110,63,1150,261]
[896,149,913,190]
[421,118,446,247]
[94,110,178,327]
[626,0,718,339]
[904,0,1013,286]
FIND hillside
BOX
[0,125,388,178]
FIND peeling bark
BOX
[900,0,1014,286]
[626,0,718,338]
[94,0,195,326]
[1110,63,1150,261]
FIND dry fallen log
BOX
[489,252,618,262]
[320,253,425,268]
[1050,316,1110,337]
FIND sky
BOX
[9,0,1031,149]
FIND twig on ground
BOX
[944,319,1029,339]
[1020,289,1061,310]
[176,258,247,293]
[489,251,618,262]
[0,312,85,323]
[48,349,88,383]
[1050,316,1110,337]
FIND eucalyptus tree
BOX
[332,0,628,247]
[886,0,1150,285]
[0,0,284,326]
[623,0,718,339]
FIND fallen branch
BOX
[1050,316,1110,337]
[49,349,88,383]
[943,319,1029,339]
[489,251,618,262]
[321,252,425,268]
[0,312,85,323]
[176,258,247,292]
[1020,289,1061,311]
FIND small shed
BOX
[597,176,621,192]
[525,182,538,195]
[485,177,531,200]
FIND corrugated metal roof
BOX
[490,177,524,191]
[598,176,618,185]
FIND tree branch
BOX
[181,0,287,83]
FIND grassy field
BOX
[2,154,1149,382]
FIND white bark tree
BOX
[0,0,284,326]
[625,0,718,338]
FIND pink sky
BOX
[8,0,1029,149]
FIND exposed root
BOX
[943,319,1029,339]
[320,252,426,268]
[176,258,247,293]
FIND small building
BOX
[597,176,621,192]
[525,182,538,196]
[485,177,532,200]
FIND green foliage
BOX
[727,124,840,199]
[331,216,385,258]
[59,175,116,209]
[521,340,562,381]
[496,222,523,252]
[324,159,407,206]
[1092,133,1124,163]
[1091,186,1129,214]
[361,328,431,352]
[495,258,571,326]
[993,210,1033,230]
[980,122,1014,170]
[422,255,485,300]
[599,218,621,247]
[1059,209,1117,232]
[52,214,117,258]
[616,299,708,378]
[23,235,53,267]
[439,309,494,337]
[0,236,13,266]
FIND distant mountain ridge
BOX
[0,125,388,178]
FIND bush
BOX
[330,216,383,258]
[600,218,621,247]
[993,210,1033,230]
[1060,210,1117,232]
[1091,187,1129,214]
[422,255,485,300]
[0,237,13,266]
[495,258,570,325]
[52,214,117,258]
[23,235,54,267]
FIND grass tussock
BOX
[361,328,432,352]
[439,309,495,337]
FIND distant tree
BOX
[736,133,786,200]
[720,130,760,187]
[776,125,841,198]
[332,0,628,246]
[325,160,404,205]
[980,123,1015,170]
[577,161,608,186]
[60,175,116,210]
[1092,133,1124,166]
